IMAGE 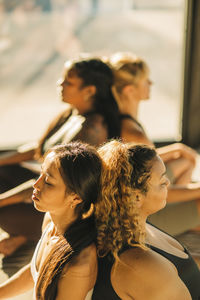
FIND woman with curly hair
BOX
[0,56,120,256]
[110,52,200,237]
[92,140,200,300]
[0,141,102,299]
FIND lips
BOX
[32,191,39,202]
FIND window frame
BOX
[181,0,200,149]
[155,0,200,149]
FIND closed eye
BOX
[63,80,71,86]
[161,179,168,186]
[45,180,52,186]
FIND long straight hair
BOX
[36,142,102,299]
[69,58,121,139]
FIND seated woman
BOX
[0,141,102,299]
[109,52,200,236]
[0,56,120,256]
[92,140,200,300]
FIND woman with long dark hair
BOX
[0,141,102,299]
[0,56,120,256]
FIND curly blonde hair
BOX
[95,140,157,259]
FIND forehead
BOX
[150,156,165,181]
[64,67,78,79]
[43,152,60,177]
[67,68,78,78]
[64,69,83,84]
[138,70,149,81]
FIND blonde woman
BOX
[110,52,200,236]
[92,140,200,300]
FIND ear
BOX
[135,193,145,209]
[70,193,82,209]
[122,84,135,96]
[84,85,96,100]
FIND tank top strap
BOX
[119,114,143,130]
[42,109,85,153]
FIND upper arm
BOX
[157,143,197,163]
[0,263,34,298]
[112,250,192,300]
[0,148,35,166]
[157,144,182,162]
[56,266,96,300]
[56,245,97,300]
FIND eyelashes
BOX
[161,180,168,186]
[45,181,52,186]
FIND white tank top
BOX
[31,223,51,299]
[30,223,93,299]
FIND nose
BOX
[166,177,170,188]
[33,175,43,190]
[148,79,153,85]
[56,78,64,87]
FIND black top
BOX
[119,113,145,132]
[92,231,200,300]
[41,110,122,154]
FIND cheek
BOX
[139,85,147,98]
[65,88,73,97]
[144,84,149,94]
[159,186,168,201]
[151,187,165,201]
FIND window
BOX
[0,0,185,146]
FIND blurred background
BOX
[0,0,188,146]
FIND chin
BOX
[152,200,166,215]
[61,97,67,103]
[143,96,150,101]
[159,199,167,211]
[33,202,47,213]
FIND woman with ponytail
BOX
[110,52,200,237]
[92,140,200,300]
[0,141,102,299]
[0,55,120,256]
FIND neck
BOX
[140,215,147,231]
[119,94,140,119]
[50,210,77,236]
[137,208,148,231]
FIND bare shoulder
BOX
[64,243,97,277]
[121,118,153,145]
[74,113,108,146]
[111,247,191,300]
[56,244,97,300]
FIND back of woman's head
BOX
[36,142,102,300]
[95,140,156,258]
[65,56,120,138]
[110,52,149,94]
